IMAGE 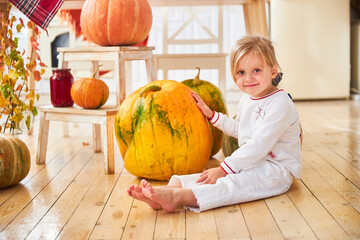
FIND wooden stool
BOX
[57,46,156,106]
[36,47,156,174]
[36,105,118,174]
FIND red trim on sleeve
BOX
[208,111,215,121]
[220,165,228,174]
[224,161,236,173]
[212,113,220,124]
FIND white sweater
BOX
[210,89,302,179]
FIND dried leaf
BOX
[16,23,22,33]
[19,18,24,27]
[0,84,10,98]
[25,115,31,130]
[33,70,41,81]
[27,21,34,29]
[31,106,38,117]
[9,112,23,123]
[15,84,22,92]
[30,36,39,50]
[8,69,15,79]
[0,92,7,108]
[82,142,90,146]
[28,90,35,99]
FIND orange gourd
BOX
[70,66,109,109]
[114,80,212,180]
[80,0,153,46]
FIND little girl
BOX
[127,35,302,213]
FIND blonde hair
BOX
[230,35,280,86]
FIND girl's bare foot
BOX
[127,184,162,210]
[142,183,180,213]
[141,179,151,189]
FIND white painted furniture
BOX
[57,46,156,105]
[36,105,117,174]
[57,46,156,136]
[155,53,227,96]
[36,46,156,174]
[154,6,228,97]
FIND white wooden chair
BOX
[36,46,156,174]
[154,6,228,98]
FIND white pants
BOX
[170,160,293,212]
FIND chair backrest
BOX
[161,6,224,54]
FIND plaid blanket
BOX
[9,0,64,29]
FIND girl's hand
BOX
[192,92,213,119]
[195,167,226,184]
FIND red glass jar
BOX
[50,69,74,107]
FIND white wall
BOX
[270,0,350,99]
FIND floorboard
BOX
[0,100,359,239]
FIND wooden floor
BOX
[0,99,360,240]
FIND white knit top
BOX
[210,89,302,179]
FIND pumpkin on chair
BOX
[80,0,153,46]
[70,65,109,109]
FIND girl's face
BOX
[235,51,278,98]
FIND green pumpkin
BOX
[222,134,239,157]
[182,68,227,156]
[0,134,31,188]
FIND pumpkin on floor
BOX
[80,0,153,46]
[222,134,239,157]
[0,134,31,188]
[182,68,228,156]
[70,66,109,109]
[114,80,212,180]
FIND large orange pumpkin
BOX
[0,134,31,188]
[182,68,228,156]
[70,66,109,109]
[80,0,153,46]
[114,80,212,180]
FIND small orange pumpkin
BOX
[70,66,109,109]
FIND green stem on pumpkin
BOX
[193,67,201,85]
[92,65,103,78]
[140,85,161,97]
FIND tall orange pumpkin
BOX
[80,0,153,46]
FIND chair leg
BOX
[115,55,126,105]
[145,53,157,82]
[62,122,69,137]
[36,111,50,164]
[93,124,102,153]
[104,115,115,174]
